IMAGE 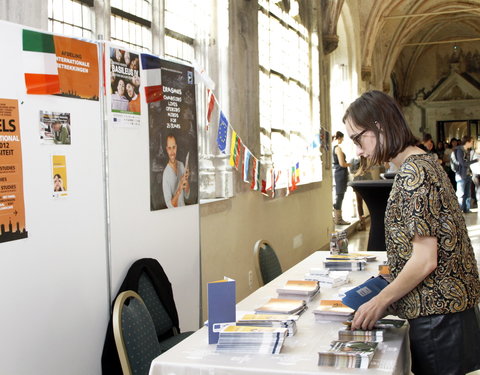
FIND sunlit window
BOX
[164,0,197,62]
[258,0,322,186]
[110,0,152,51]
[48,0,93,38]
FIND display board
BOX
[0,22,109,375]
[0,21,201,375]
[105,44,200,334]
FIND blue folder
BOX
[341,275,389,310]
[207,277,236,344]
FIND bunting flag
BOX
[263,167,274,197]
[207,90,215,122]
[229,131,242,170]
[235,136,243,170]
[192,60,215,90]
[251,157,260,190]
[243,148,252,182]
[141,53,163,103]
[271,169,281,198]
[207,85,308,198]
[217,111,229,153]
[261,179,268,196]
[295,162,300,183]
[290,165,297,192]
[229,130,238,167]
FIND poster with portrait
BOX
[110,47,141,127]
[0,99,28,243]
[147,58,198,210]
[51,155,68,198]
[39,111,71,145]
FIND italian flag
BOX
[22,29,60,95]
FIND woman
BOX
[126,81,141,113]
[443,138,458,190]
[332,131,351,225]
[111,78,129,111]
[344,90,480,375]
[454,135,478,213]
[53,174,65,192]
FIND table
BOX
[149,251,410,375]
[349,180,394,251]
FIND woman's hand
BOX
[351,295,389,330]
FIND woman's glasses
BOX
[351,129,367,147]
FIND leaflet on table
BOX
[207,277,236,344]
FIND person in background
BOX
[454,135,478,213]
[52,121,70,145]
[343,90,480,375]
[443,138,458,190]
[418,133,434,153]
[332,131,351,225]
[436,140,445,165]
[470,141,480,209]
[350,156,371,230]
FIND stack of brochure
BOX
[276,280,320,301]
[340,253,377,262]
[236,313,299,336]
[318,341,378,369]
[373,318,405,328]
[255,298,307,315]
[313,299,354,322]
[338,327,384,342]
[323,259,366,271]
[342,318,406,330]
[216,325,288,354]
[304,269,349,288]
[378,263,392,282]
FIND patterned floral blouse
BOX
[385,153,480,319]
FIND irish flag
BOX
[141,53,163,103]
[22,30,60,95]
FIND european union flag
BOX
[217,111,229,153]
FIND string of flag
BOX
[140,55,321,198]
[205,87,306,198]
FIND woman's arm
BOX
[351,235,437,330]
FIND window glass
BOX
[258,0,322,186]
[48,0,93,39]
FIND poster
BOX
[22,29,99,100]
[39,111,71,145]
[146,57,198,210]
[0,99,28,243]
[51,155,68,198]
[110,47,141,127]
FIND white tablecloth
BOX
[149,251,410,375]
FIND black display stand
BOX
[349,180,394,251]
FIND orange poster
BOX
[22,29,99,100]
[54,35,100,100]
[0,99,28,243]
